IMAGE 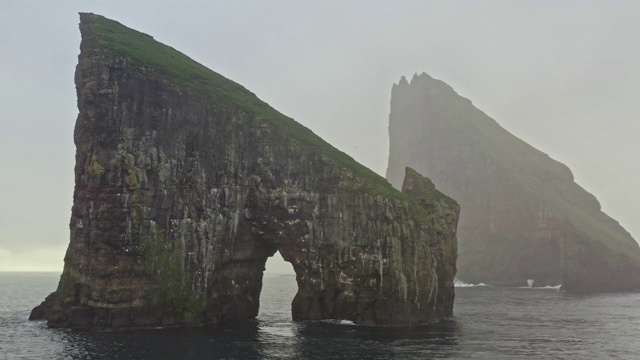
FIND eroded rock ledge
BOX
[30,14,459,330]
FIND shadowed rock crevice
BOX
[30,14,459,330]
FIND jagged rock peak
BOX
[392,72,461,106]
[410,72,430,84]
[30,14,460,330]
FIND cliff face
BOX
[386,73,640,292]
[30,14,460,330]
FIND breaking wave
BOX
[529,285,562,290]
[519,280,562,290]
[319,319,356,326]
[454,279,488,287]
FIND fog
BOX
[1,1,638,273]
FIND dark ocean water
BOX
[2,272,640,359]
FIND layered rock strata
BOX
[386,72,640,292]
[30,14,460,329]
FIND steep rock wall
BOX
[30,14,459,329]
[386,73,640,292]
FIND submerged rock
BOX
[30,14,459,330]
[386,72,640,292]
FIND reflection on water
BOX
[3,273,640,359]
[2,273,462,360]
[33,317,460,360]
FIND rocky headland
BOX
[386,72,640,292]
[30,14,460,330]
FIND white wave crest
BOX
[536,285,562,290]
[319,319,356,325]
[519,284,562,290]
[454,279,488,287]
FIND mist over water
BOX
[1,3,638,359]
[3,273,640,359]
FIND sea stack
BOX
[386,72,640,292]
[30,14,460,330]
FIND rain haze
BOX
[1,0,639,274]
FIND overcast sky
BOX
[1,1,638,274]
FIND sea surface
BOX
[1,272,640,359]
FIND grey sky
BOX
[1,1,638,273]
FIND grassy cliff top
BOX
[81,13,407,201]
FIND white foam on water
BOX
[535,285,562,290]
[454,279,489,287]
[519,284,562,290]
[319,319,357,326]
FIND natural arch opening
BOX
[258,251,297,320]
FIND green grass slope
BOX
[81,13,405,201]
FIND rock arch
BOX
[30,13,459,329]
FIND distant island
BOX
[30,14,459,330]
[386,72,640,292]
